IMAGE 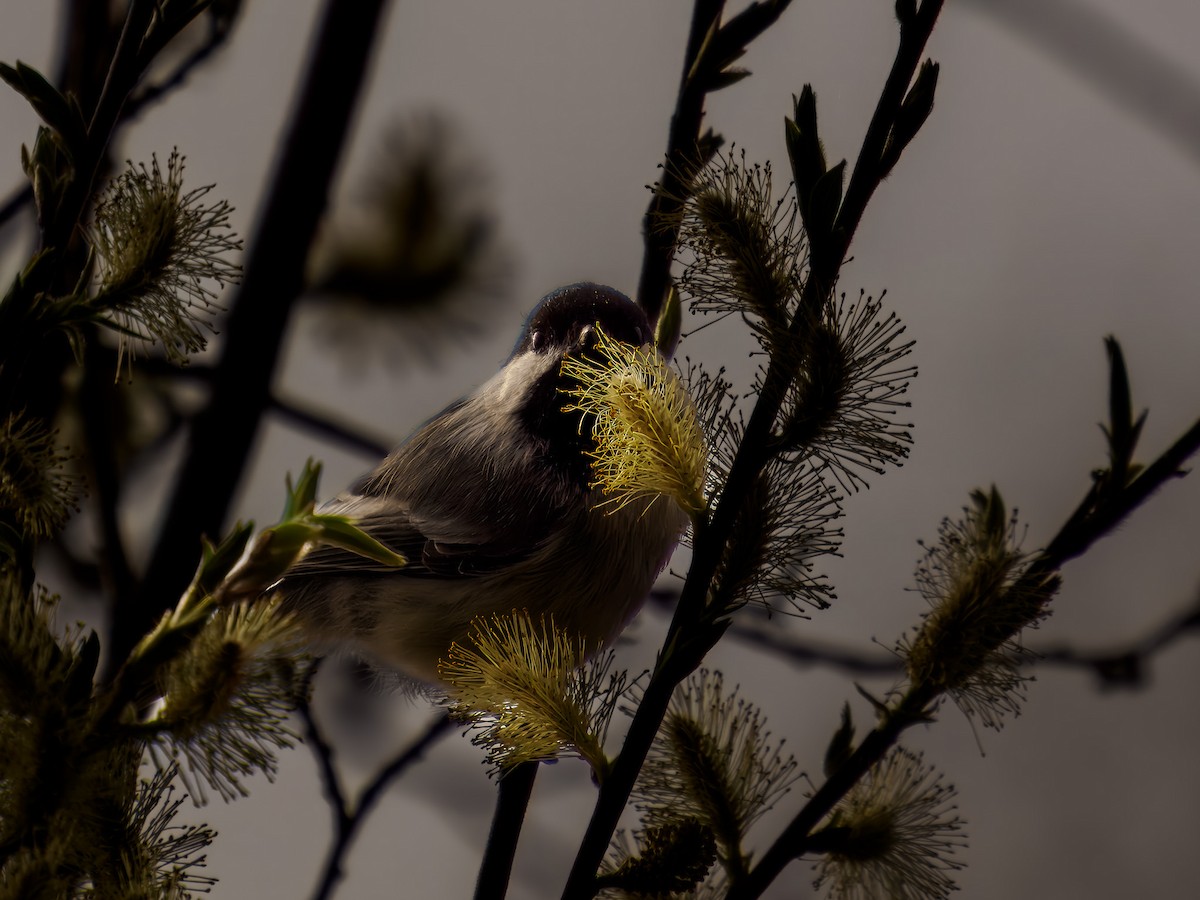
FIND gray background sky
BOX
[2,1,1199,897]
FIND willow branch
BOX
[474,762,539,900]
[271,394,393,459]
[561,7,945,897]
[730,411,1200,898]
[124,0,392,672]
[635,1,795,324]
[302,692,454,900]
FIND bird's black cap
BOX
[514,283,650,357]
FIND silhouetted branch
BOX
[722,596,1200,690]
[474,762,539,900]
[127,0,392,672]
[126,6,236,119]
[299,664,454,900]
[731,410,1200,898]
[271,394,392,460]
[636,0,795,324]
[562,6,945,896]
[634,0,725,325]
[1037,589,1200,688]
[726,623,900,675]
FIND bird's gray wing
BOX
[283,398,574,582]
[285,493,549,580]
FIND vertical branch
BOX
[724,690,932,899]
[635,1,795,324]
[120,0,392,672]
[474,762,539,900]
[78,338,138,609]
[562,4,946,896]
[302,702,455,900]
[54,0,118,118]
[41,0,156,255]
[635,0,726,324]
[831,0,945,268]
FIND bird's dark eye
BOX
[530,330,546,352]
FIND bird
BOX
[278,283,689,684]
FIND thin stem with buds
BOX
[561,5,945,896]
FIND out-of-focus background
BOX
[3,1,1199,897]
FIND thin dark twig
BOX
[1036,589,1200,688]
[125,11,234,118]
[634,0,726,325]
[352,713,455,825]
[833,0,945,259]
[1044,418,1200,568]
[298,661,348,817]
[731,413,1200,899]
[728,624,900,675]
[725,596,1200,688]
[271,394,393,459]
[727,686,933,900]
[474,762,539,900]
[635,1,796,325]
[300,679,455,900]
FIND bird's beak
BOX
[573,323,600,354]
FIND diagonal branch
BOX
[271,393,393,459]
[120,0,393,674]
[474,762,540,900]
[561,7,946,898]
[729,412,1200,899]
[299,668,454,900]
[635,0,796,325]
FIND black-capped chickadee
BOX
[280,283,689,683]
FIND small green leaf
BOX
[654,282,683,359]
[824,702,855,777]
[785,85,828,226]
[22,126,74,228]
[854,682,889,718]
[195,521,255,597]
[214,523,316,601]
[1102,336,1146,487]
[808,159,846,239]
[969,485,1008,545]
[684,17,722,86]
[695,127,725,169]
[312,516,407,567]
[281,459,322,520]
[264,521,318,558]
[0,62,87,158]
[707,66,752,92]
[880,59,940,178]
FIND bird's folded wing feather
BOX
[286,492,550,579]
